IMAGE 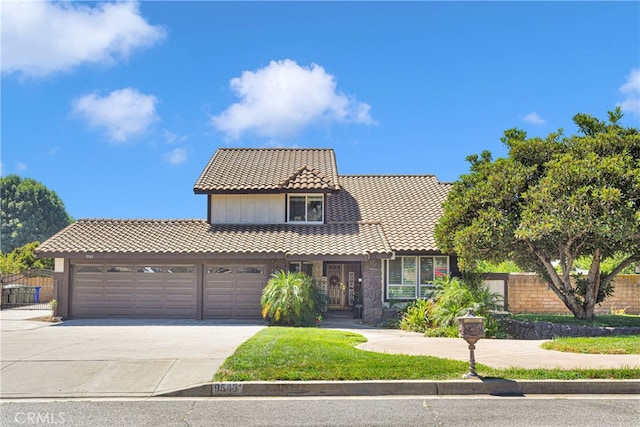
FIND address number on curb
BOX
[212,383,243,394]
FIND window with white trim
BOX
[287,195,323,223]
[386,256,449,299]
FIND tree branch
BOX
[602,253,640,283]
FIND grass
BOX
[214,327,640,382]
[512,314,640,328]
[541,335,640,354]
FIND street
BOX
[2,395,639,427]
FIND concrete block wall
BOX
[507,273,640,315]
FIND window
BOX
[137,266,163,274]
[107,266,133,273]
[386,256,449,299]
[207,266,231,274]
[238,266,263,274]
[76,265,103,273]
[166,266,194,274]
[289,262,314,277]
[387,258,416,299]
[288,195,323,223]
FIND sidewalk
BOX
[320,317,640,370]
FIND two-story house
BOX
[36,148,459,322]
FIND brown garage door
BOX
[204,264,268,319]
[71,264,198,318]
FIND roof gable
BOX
[194,148,340,193]
[279,166,334,191]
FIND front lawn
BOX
[214,327,640,382]
[541,335,640,354]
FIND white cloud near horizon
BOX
[211,59,376,140]
[618,68,640,115]
[163,148,188,165]
[1,0,165,78]
[522,112,545,125]
[72,88,158,142]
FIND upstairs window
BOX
[288,195,323,223]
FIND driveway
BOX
[0,310,266,398]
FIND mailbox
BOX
[458,308,485,342]
[457,308,485,379]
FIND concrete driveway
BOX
[0,310,266,398]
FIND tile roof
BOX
[36,219,392,259]
[328,175,452,252]
[194,148,340,193]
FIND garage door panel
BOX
[71,264,197,318]
[204,264,267,319]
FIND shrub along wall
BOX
[506,273,640,315]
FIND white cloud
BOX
[72,88,158,142]
[163,130,187,145]
[1,0,165,78]
[211,59,376,140]
[618,68,640,115]
[16,162,28,172]
[163,148,187,165]
[522,112,545,125]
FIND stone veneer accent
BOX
[499,318,640,340]
[362,258,383,323]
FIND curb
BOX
[158,379,640,398]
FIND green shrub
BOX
[399,298,434,333]
[429,276,503,337]
[260,271,325,327]
[423,325,459,337]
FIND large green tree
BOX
[1,175,73,253]
[435,108,640,319]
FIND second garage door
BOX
[204,263,268,319]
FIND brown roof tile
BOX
[328,175,452,252]
[36,219,392,258]
[280,166,334,191]
[194,148,340,193]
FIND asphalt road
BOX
[2,396,639,427]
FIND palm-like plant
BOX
[431,276,502,328]
[261,271,325,326]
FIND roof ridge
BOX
[217,148,335,152]
[75,218,208,223]
[339,174,439,178]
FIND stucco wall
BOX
[507,273,640,315]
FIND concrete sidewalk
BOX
[352,328,640,370]
[319,317,640,370]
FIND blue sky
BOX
[2,1,639,220]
